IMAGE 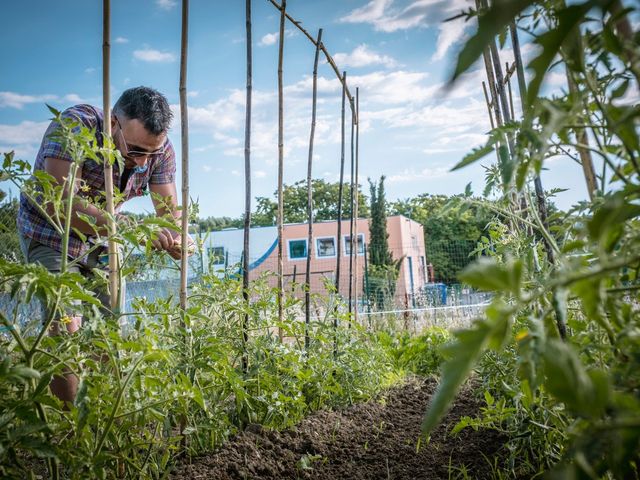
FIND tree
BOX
[252,179,369,226]
[391,194,493,283]
[0,190,20,261]
[366,176,400,310]
[368,176,392,266]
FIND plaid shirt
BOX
[17,104,176,262]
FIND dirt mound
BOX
[172,377,506,479]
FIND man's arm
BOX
[149,182,193,259]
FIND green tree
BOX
[252,179,369,227]
[0,190,20,261]
[391,194,493,283]
[367,176,400,310]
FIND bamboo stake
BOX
[481,81,495,129]
[506,62,515,121]
[267,0,356,119]
[335,72,346,297]
[305,28,323,351]
[566,67,598,200]
[179,0,189,312]
[276,0,286,338]
[353,87,360,326]
[347,100,355,324]
[334,70,346,356]
[241,0,252,374]
[102,0,118,312]
[510,21,555,266]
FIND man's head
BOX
[112,86,173,171]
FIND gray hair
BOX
[113,86,173,135]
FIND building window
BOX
[208,246,225,265]
[316,237,336,258]
[288,239,308,259]
[344,233,365,255]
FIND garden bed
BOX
[172,377,506,479]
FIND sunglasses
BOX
[114,116,166,158]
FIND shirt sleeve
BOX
[40,105,99,163]
[149,139,176,184]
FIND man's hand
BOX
[151,227,178,253]
[153,228,195,260]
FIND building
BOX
[197,215,428,306]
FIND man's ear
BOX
[110,115,117,132]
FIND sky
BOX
[0,0,599,218]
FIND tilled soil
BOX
[172,377,507,479]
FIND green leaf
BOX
[543,340,609,418]
[422,319,493,435]
[458,257,522,295]
[451,0,536,82]
[526,2,595,105]
[451,142,495,171]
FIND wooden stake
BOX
[510,21,555,265]
[305,28,323,351]
[276,0,286,338]
[334,70,346,356]
[347,99,355,324]
[102,0,119,312]
[241,0,252,374]
[353,87,360,326]
[481,81,495,129]
[179,0,189,312]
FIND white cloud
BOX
[133,48,176,63]
[156,0,177,10]
[0,91,89,109]
[259,32,278,47]
[0,121,50,145]
[253,170,267,178]
[114,36,129,44]
[340,0,393,25]
[387,166,450,183]
[341,0,473,60]
[0,92,55,109]
[334,44,397,68]
[258,29,296,47]
[85,67,96,74]
[432,18,470,62]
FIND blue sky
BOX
[0,0,597,217]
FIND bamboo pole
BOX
[510,21,555,265]
[102,0,119,312]
[506,62,515,121]
[305,28,323,351]
[241,0,252,374]
[267,0,356,119]
[353,87,360,325]
[481,81,495,129]
[179,0,190,311]
[335,72,346,298]
[334,70,346,356]
[276,0,286,338]
[347,99,355,324]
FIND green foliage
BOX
[0,124,427,479]
[367,176,402,309]
[0,191,20,261]
[377,328,450,376]
[424,0,640,477]
[391,194,493,283]
[252,178,369,227]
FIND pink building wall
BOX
[249,215,427,306]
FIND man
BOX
[17,86,189,403]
